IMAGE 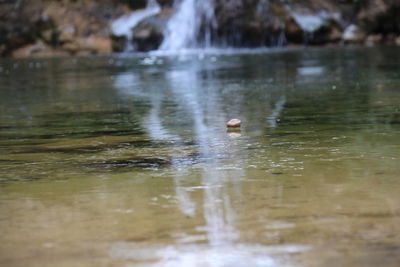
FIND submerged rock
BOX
[227,119,241,128]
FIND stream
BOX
[0,47,400,266]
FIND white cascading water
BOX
[111,0,161,51]
[160,0,217,50]
[289,10,341,34]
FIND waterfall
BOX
[111,0,161,51]
[160,0,217,51]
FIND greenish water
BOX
[0,47,400,266]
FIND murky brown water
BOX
[1,47,400,266]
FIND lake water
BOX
[0,47,400,266]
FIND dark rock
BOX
[132,21,164,51]
[111,35,127,52]
[0,1,42,56]
[122,0,174,9]
[285,18,304,44]
[214,0,343,47]
[358,0,400,35]
[310,23,343,44]
[214,0,287,47]
[130,8,173,51]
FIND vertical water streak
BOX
[160,0,217,50]
[267,96,286,128]
[165,61,243,246]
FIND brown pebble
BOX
[227,119,241,128]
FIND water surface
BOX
[1,47,400,266]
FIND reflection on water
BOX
[0,47,400,266]
[109,243,309,266]
[111,57,311,265]
[113,57,252,260]
[267,96,286,129]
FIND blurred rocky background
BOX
[1,0,399,57]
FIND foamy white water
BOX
[290,10,340,33]
[160,0,217,51]
[110,242,310,266]
[111,0,161,51]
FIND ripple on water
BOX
[82,158,172,172]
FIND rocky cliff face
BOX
[0,0,129,57]
[1,0,399,57]
[213,0,342,46]
[212,0,400,47]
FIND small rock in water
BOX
[227,119,241,128]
